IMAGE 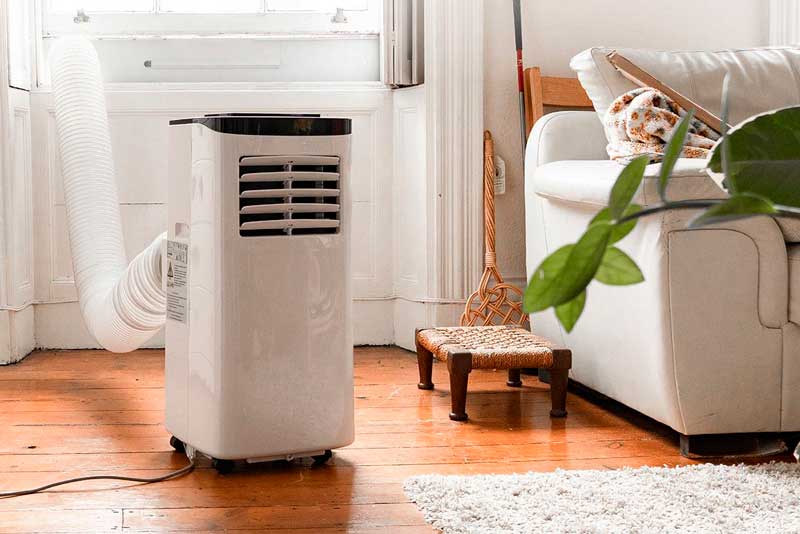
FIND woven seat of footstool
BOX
[416,326,557,369]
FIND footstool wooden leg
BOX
[549,368,568,418]
[415,334,434,390]
[447,352,472,421]
[507,369,523,388]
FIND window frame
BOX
[41,0,382,37]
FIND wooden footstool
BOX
[415,326,571,421]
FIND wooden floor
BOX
[0,346,748,532]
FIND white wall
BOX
[391,84,463,349]
[483,0,770,286]
[0,88,36,363]
[0,4,446,363]
[29,82,444,351]
[5,88,34,312]
[392,85,428,344]
[7,0,32,89]
[28,80,449,351]
[31,83,397,348]
[0,0,37,363]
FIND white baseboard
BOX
[0,306,36,365]
[353,299,395,345]
[31,298,469,352]
[391,276,529,351]
[34,300,398,350]
[393,298,465,351]
[35,302,165,350]
[32,295,512,352]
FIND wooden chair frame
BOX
[523,66,594,137]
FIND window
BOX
[42,0,382,36]
[39,0,383,85]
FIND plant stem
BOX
[617,199,800,225]
[617,200,722,224]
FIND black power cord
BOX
[0,459,195,498]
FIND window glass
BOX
[48,0,154,13]
[43,0,381,35]
[159,0,262,13]
[266,0,368,11]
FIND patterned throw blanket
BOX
[604,88,720,162]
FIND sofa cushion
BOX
[534,159,800,243]
[570,47,800,123]
[532,158,725,208]
[790,245,800,325]
[778,219,800,243]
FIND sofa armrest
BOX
[666,216,787,433]
[668,216,788,329]
[531,159,727,209]
[525,193,788,434]
[525,111,608,168]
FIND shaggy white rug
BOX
[404,463,800,534]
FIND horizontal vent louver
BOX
[239,155,341,237]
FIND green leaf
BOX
[721,160,800,208]
[708,106,800,207]
[595,247,645,286]
[555,291,586,333]
[590,204,642,245]
[553,222,613,306]
[689,193,777,228]
[524,222,613,313]
[524,245,574,313]
[608,156,648,219]
[659,109,695,201]
[523,223,612,313]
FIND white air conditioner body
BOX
[165,114,353,464]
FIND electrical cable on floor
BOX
[0,460,195,498]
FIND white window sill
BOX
[33,80,390,94]
[42,32,379,41]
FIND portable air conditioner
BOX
[165,114,353,473]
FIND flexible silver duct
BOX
[50,37,166,353]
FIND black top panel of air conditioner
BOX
[169,114,351,136]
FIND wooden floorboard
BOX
[0,347,785,533]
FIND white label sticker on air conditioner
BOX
[166,240,189,323]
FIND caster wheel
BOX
[212,458,235,474]
[312,450,333,465]
[169,436,185,453]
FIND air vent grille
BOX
[239,155,341,237]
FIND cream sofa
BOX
[525,47,800,449]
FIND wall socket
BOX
[494,155,506,195]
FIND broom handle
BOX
[513,0,527,163]
[484,131,496,269]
